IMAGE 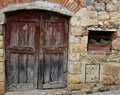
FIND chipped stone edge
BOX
[0,1,75,18]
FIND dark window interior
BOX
[88,30,115,52]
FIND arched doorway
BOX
[5,10,69,90]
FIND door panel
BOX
[39,14,68,88]
[6,11,39,90]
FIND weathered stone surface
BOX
[102,64,120,75]
[68,74,82,84]
[92,19,99,26]
[106,3,118,12]
[112,38,120,50]
[83,0,94,5]
[99,11,110,20]
[69,44,87,53]
[76,8,88,18]
[88,11,98,19]
[0,56,4,62]
[95,3,105,11]
[110,12,120,25]
[70,17,93,27]
[0,82,5,94]
[0,41,3,49]
[70,26,83,35]
[0,49,4,56]
[101,75,114,84]
[100,63,120,85]
[69,35,82,44]
[0,25,4,35]
[68,53,80,62]
[0,36,3,41]
[73,64,82,74]
[118,27,120,36]
[86,64,100,83]
[68,84,90,90]
[0,74,5,82]
[0,14,5,24]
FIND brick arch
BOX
[48,0,85,12]
[0,0,85,13]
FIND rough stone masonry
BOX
[1,0,120,95]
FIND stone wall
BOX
[68,0,120,93]
[0,0,120,94]
[0,14,5,95]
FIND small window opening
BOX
[88,30,116,52]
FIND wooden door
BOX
[5,11,40,90]
[5,11,68,90]
[38,13,68,88]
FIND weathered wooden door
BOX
[5,11,40,90]
[5,11,68,90]
[38,13,68,88]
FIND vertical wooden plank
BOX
[27,54,34,83]
[18,54,27,83]
[50,54,59,82]
[52,23,61,45]
[28,23,35,47]
[9,53,19,84]
[19,22,28,46]
[44,54,51,83]
[57,54,64,83]
[10,22,19,46]
[45,23,53,46]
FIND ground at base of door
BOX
[5,89,120,95]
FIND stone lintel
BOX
[87,27,117,32]
[0,1,75,17]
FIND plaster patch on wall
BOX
[85,64,100,83]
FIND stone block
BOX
[70,26,83,36]
[68,53,80,62]
[110,12,120,25]
[95,2,105,11]
[70,17,93,27]
[85,64,100,83]
[118,27,120,36]
[69,35,82,44]
[0,41,4,49]
[0,49,4,56]
[68,84,90,90]
[0,25,4,35]
[68,74,82,84]
[0,74,5,82]
[69,44,87,53]
[76,8,88,18]
[101,75,114,84]
[99,11,110,20]
[0,56,4,62]
[88,11,98,19]
[0,82,5,94]
[102,64,120,75]
[0,14,5,25]
[112,38,120,50]
[114,75,120,84]
[106,3,118,12]
[0,36,3,41]
[83,0,94,5]
[73,64,82,74]
[68,61,75,74]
